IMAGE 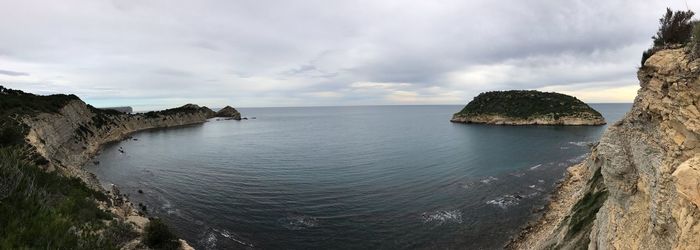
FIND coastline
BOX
[19,99,227,249]
[506,162,590,249]
[451,114,606,126]
[85,122,207,250]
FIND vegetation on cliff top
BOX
[143,103,215,118]
[454,90,602,119]
[642,8,700,66]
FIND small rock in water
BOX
[138,189,143,194]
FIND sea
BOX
[87,104,631,249]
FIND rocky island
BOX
[0,86,241,249]
[216,105,242,120]
[451,90,606,125]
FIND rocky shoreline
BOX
[19,98,242,249]
[506,162,591,249]
[450,114,606,126]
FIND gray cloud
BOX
[0,69,29,76]
[0,0,696,108]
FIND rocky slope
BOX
[510,48,700,249]
[451,90,606,125]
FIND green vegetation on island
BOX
[451,90,604,125]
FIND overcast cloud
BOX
[0,0,697,110]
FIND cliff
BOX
[24,100,216,187]
[510,48,700,249]
[0,87,242,249]
[451,90,606,125]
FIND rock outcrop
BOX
[216,105,241,120]
[451,90,606,125]
[510,48,700,249]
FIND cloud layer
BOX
[0,0,696,110]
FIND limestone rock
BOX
[512,48,700,249]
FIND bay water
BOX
[88,104,630,249]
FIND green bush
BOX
[0,146,134,249]
[691,21,700,58]
[144,218,180,250]
[652,8,695,47]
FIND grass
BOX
[455,90,602,119]
[0,146,136,249]
[563,167,608,246]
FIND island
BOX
[450,90,606,125]
[216,105,242,120]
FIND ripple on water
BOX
[421,209,463,225]
[486,192,540,209]
[279,215,319,230]
[479,176,498,184]
[198,227,254,250]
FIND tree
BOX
[652,8,695,46]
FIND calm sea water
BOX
[88,104,630,249]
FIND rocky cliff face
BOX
[23,100,214,187]
[511,48,700,249]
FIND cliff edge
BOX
[451,90,606,125]
[510,48,700,249]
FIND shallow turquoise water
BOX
[88,104,630,249]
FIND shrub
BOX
[0,146,134,249]
[144,218,180,250]
[652,8,695,47]
[691,21,700,58]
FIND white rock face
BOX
[450,114,606,125]
[511,48,700,249]
[23,100,212,186]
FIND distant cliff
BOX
[451,90,605,125]
[510,48,700,249]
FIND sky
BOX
[0,0,698,110]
